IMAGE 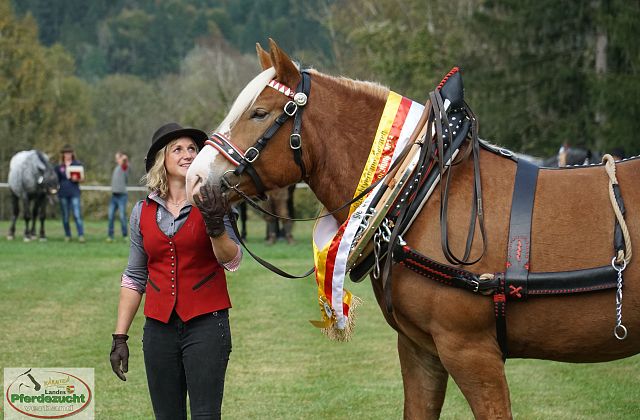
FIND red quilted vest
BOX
[140,200,231,323]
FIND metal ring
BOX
[244,147,260,163]
[471,280,480,293]
[614,324,628,340]
[289,134,302,150]
[221,170,240,189]
[284,101,298,116]
[611,256,627,271]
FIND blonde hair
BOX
[141,138,199,198]
[142,149,169,198]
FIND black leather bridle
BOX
[206,70,312,200]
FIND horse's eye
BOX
[250,108,268,120]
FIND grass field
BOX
[1,218,638,419]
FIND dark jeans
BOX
[143,310,232,420]
[59,196,84,237]
[107,193,128,238]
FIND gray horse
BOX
[7,150,59,241]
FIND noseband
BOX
[206,70,312,199]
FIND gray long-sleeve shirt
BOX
[111,164,129,194]
[121,192,241,293]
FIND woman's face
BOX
[165,137,198,180]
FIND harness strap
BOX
[210,71,312,199]
[488,159,537,358]
[290,72,310,180]
[505,159,539,300]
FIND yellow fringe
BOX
[320,295,363,342]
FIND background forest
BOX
[2,0,639,217]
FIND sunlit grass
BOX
[0,219,638,419]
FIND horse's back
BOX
[512,157,640,359]
[8,150,46,196]
[397,150,640,362]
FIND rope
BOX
[602,154,633,265]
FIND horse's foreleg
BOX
[436,335,511,419]
[29,198,40,239]
[22,197,32,241]
[37,197,47,240]
[8,193,19,240]
[398,333,448,419]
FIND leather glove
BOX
[193,184,229,238]
[110,334,129,381]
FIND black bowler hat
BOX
[145,123,208,172]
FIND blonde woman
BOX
[110,123,242,419]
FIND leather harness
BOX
[352,153,624,359]
[208,67,628,359]
[207,71,311,200]
[346,71,627,359]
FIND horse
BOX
[185,40,640,418]
[542,144,603,167]
[7,150,59,241]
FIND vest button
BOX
[169,241,173,246]
[171,255,174,260]
[171,278,175,281]
[170,249,174,252]
[171,270,175,274]
[171,263,175,267]
[171,292,175,296]
[171,284,175,288]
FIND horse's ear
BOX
[268,38,300,88]
[256,43,272,70]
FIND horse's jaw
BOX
[186,144,232,204]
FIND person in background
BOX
[109,123,242,420]
[107,151,130,242]
[263,187,294,245]
[55,144,85,243]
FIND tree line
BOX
[2,0,638,204]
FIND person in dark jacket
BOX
[109,123,242,420]
[55,144,85,242]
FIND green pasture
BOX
[0,219,638,419]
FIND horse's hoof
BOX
[6,235,14,241]
[23,237,31,243]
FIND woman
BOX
[55,144,85,242]
[109,123,242,419]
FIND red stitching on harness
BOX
[529,283,616,294]
[509,285,523,298]
[399,259,454,285]
[437,67,460,91]
[403,246,470,277]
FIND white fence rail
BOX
[0,183,147,192]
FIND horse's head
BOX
[187,39,308,204]
[36,151,59,195]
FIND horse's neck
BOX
[305,76,389,223]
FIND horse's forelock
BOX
[216,67,276,134]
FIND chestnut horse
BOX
[186,40,640,418]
